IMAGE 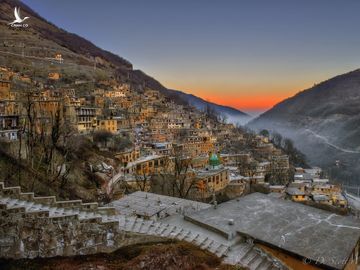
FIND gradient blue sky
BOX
[23,0,360,113]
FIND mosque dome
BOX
[209,153,220,167]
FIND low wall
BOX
[0,206,167,259]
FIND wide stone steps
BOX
[208,241,222,253]
[242,250,259,266]
[248,254,265,269]
[0,182,286,269]
[147,221,162,235]
[116,215,230,258]
[256,261,273,270]
[139,220,155,234]
[176,229,190,240]
[223,241,286,270]
[132,218,144,232]
[155,223,169,235]
[0,182,114,216]
[160,224,175,237]
[215,244,229,257]
[201,237,214,250]
[0,196,116,226]
[169,226,183,238]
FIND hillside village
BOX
[0,1,360,267]
[0,62,351,211]
[0,48,360,269]
[1,59,360,269]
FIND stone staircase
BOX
[224,241,285,270]
[117,215,230,258]
[0,182,287,269]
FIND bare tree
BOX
[172,155,196,198]
[238,159,259,190]
[134,172,152,192]
[22,89,37,169]
[265,159,290,185]
[93,130,113,148]
[156,148,197,199]
[238,160,258,178]
[271,132,283,148]
[204,104,218,122]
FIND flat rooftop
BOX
[108,191,210,218]
[196,167,226,177]
[185,192,360,269]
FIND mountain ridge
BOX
[0,0,248,121]
[248,68,360,184]
[0,0,133,70]
[166,89,250,124]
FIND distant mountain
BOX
[248,69,360,185]
[0,0,132,70]
[0,0,247,117]
[166,89,250,125]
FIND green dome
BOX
[209,153,220,167]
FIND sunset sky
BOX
[23,0,360,114]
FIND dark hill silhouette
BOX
[249,69,360,184]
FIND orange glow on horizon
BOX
[164,80,312,112]
[170,85,304,111]
[160,73,320,111]
[203,94,288,111]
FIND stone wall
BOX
[0,183,167,259]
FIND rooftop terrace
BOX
[108,191,210,219]
[185,192,360,269]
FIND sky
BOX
[22,0,360,114]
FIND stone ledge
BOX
[33,196,56,205]
[56,200,83,208]
[2,187,21,198]
[19,192,34,201]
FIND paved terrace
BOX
[185,192,360,270]
[108,191,210,219]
